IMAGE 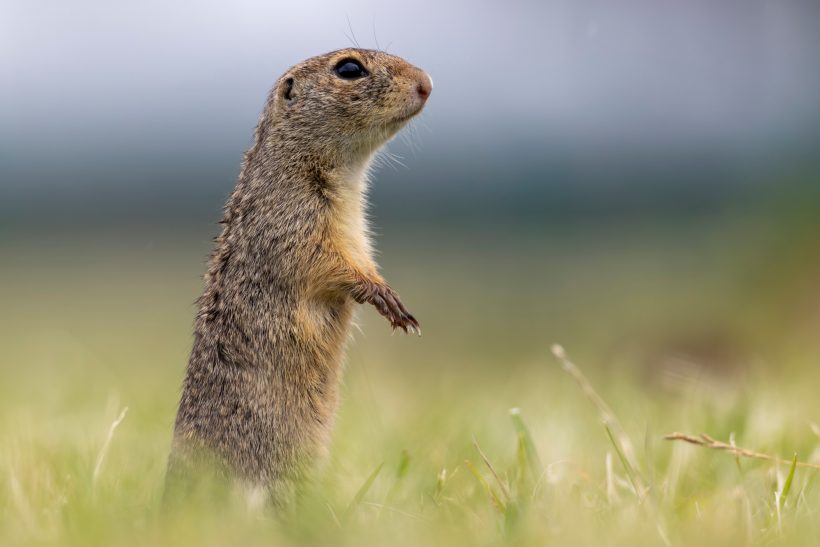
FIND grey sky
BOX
[2,0,819,191]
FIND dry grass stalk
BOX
[550,344,647,496]
[92,407,129,488]
[664,432,820,470]
[473,437,511,501]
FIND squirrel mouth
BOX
[391,105,424,125]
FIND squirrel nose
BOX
[416,74,433,101]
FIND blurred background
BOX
[2,0,820,433]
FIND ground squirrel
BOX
[166,49,432,504]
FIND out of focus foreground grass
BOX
[1,210,820,546]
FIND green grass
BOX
[2,220,820,546]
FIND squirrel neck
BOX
[223,125,377,217]
[212,132,377,274]
[268,134,375,199]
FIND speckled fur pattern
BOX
[166,49,431,504]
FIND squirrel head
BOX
[263,48,432,166]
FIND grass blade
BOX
[509,408,542,482]
[473,437,511,502]
[465,459,506,513]
[779,453,798,511]
[396,449,410,479]
[92,406,128,490]
[605,423,641,499]
[433,468,447,505]
[343,462,384,521]
[551,345,646,497]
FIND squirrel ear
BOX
[282,77,295,103]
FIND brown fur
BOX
[166,49,431,504]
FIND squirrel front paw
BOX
[351,279,421,335]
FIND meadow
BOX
[2,213,820,546]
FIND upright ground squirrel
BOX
[166,48,432,504]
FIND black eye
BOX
[334,59,368,80]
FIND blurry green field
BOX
[2,218,820,546]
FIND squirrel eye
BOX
[334,59,368,80]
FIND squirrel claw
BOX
[357,279,420,335]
